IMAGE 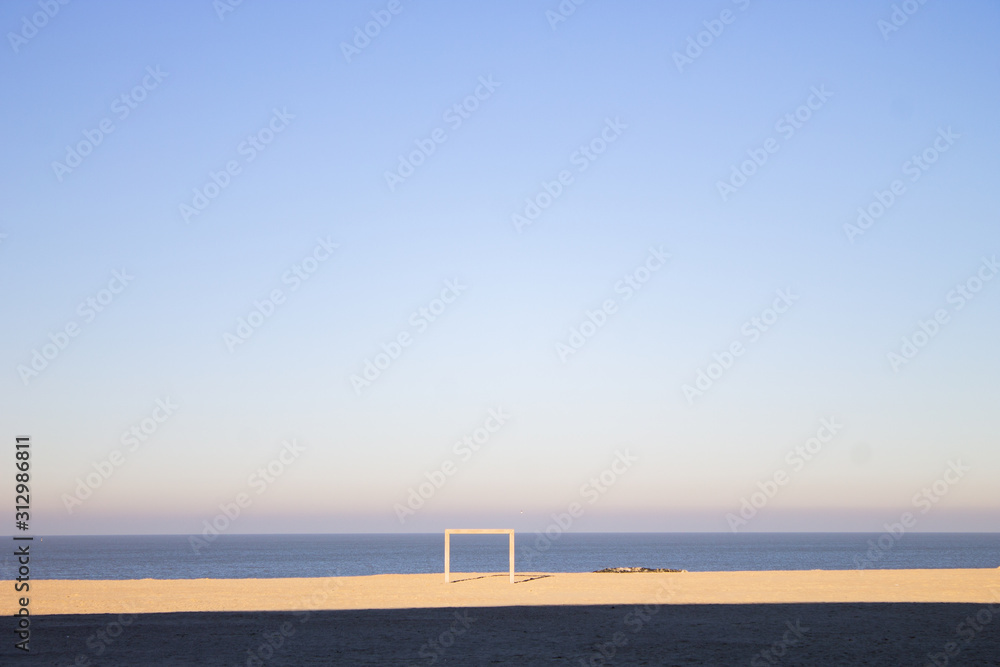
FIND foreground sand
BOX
[4,572,1000,665]
[8,603,1000,666]
[8,568,999,615]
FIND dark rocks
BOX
[593,567,686,573]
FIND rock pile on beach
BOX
[593,567,686,573]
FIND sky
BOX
[1,0,997,536]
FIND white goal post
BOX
[444,529,515,583]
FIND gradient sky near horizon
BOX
[1,0,998,536]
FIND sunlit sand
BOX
[8,568,998,615]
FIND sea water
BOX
[7,533,998,580]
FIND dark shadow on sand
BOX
[7,602,997,666]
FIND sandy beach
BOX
[7,568,999,615]
[5,570,999,665]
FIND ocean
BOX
[8,533,999,580]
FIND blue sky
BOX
[1,0,997,535]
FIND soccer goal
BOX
[444,529,515,583]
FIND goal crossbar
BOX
[444,529,515,583]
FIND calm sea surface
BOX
[8,533,998,580]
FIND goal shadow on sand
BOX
[447,573,553,584]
